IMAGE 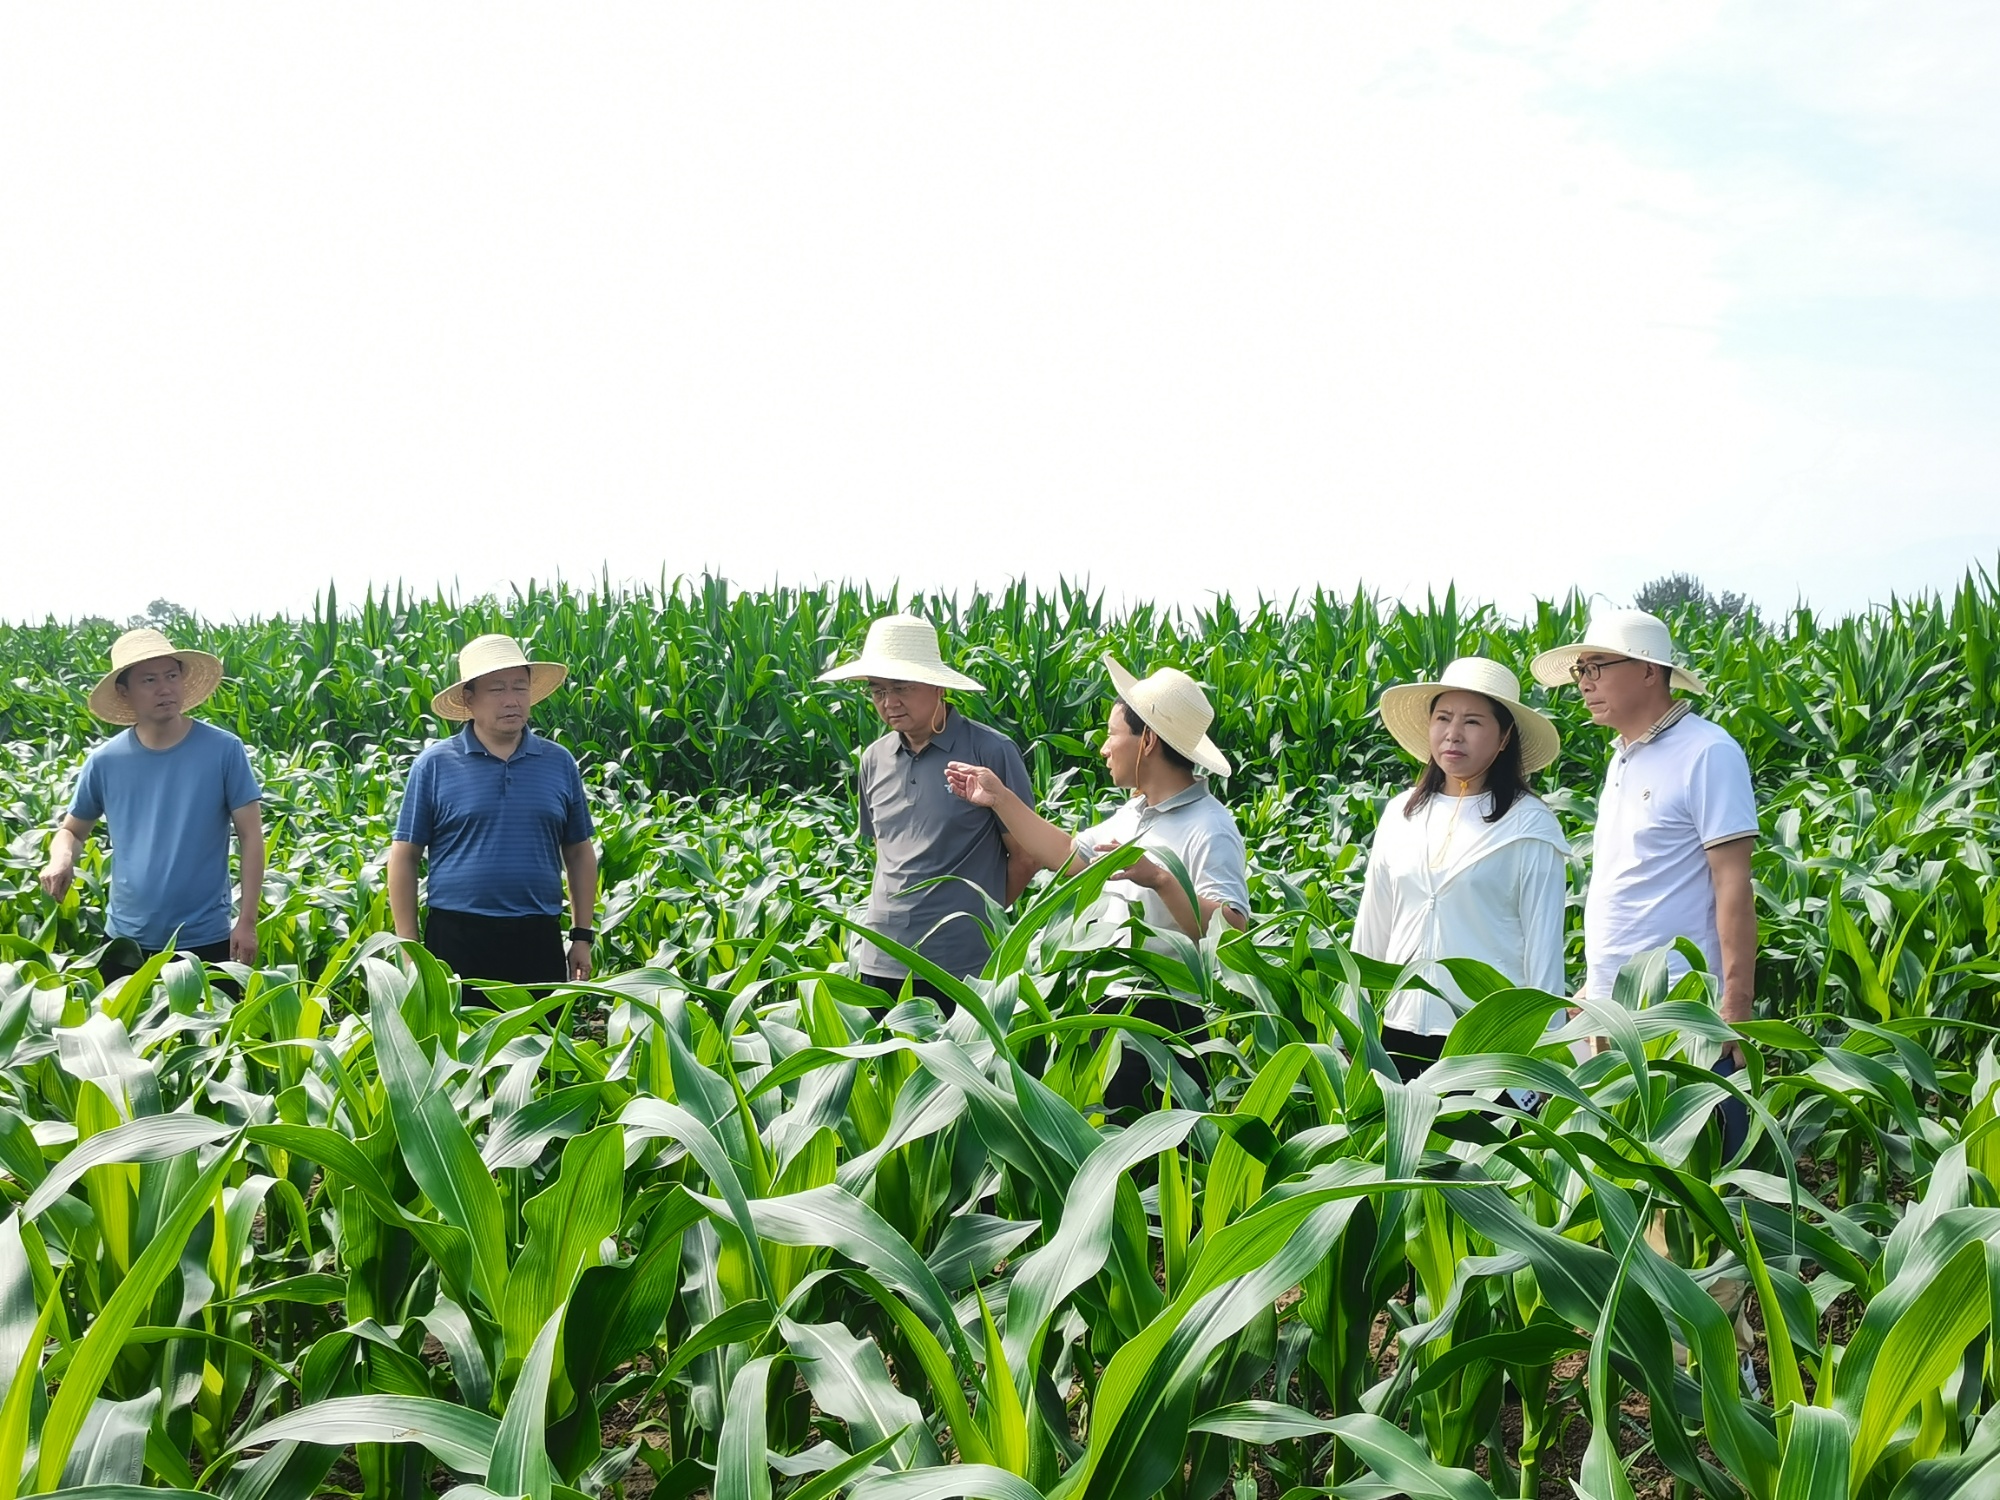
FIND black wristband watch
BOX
[568,927,595,944]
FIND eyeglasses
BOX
[867,681,922,703]
[1568,656,1634,684]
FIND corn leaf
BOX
[490,1307,562,1500]
[36,1132,241,1492]
[370,983,511,1311]
[226,1395,502,1476]
[1773,1406,1852,1500]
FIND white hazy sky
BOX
[4,3,1996,624]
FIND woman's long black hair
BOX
[1404,693,1529,823]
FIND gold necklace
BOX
[1428,780,1476,870]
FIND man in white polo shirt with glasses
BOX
[1533,609,1758,1142]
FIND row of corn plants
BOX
[0,574,1996,1496]
[4,570,1997,1030]
[1,856,1994,1498]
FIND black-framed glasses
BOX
[1568,656,1634,684]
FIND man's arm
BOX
[1003,835,1038,904]
[1707,836,1757,1057]
[231,803,265,965]
[944,763,1079,874]
[563,839,598,982]
[40,815,96,900]
[1205,896,1251,933]
[1119,857,1248,939]
[387,841,424,941]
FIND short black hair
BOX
[1115,698,1197,775]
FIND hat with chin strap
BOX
[1103,655,1232,779]
[816,614,985,692]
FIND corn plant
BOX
[2,571,1999,1497]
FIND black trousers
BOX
[424,909,567,988]
[1102,993,1207,1113]
[860,971,956,1013]
[1381,1025,1447,1083]
[99,937,233,985]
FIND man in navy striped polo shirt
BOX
[388,634,598,989]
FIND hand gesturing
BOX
[945,761,1003,807]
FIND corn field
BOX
[0,571,1997,1498]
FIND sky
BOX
[3,3,1996,625]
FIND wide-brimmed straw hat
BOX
[1377,657,1561,775]
[816,615,984,692]
[432,634,570,721]
[1528,608,1708,696]
[1104,655,1232,779]
[88,628,225,724]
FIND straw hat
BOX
[432,634,569,721]
[1378,657,1561,775]
[816,615,984,692]
[88,629,225,724]
[1528,609,1707,696]
[1104,655,1232,779]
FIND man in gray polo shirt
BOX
[820,615,1034,1004]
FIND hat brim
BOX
[87,650,225,724]
[1103,656,1233,779]
[433,662,569,721]
[1528,643,1706,696]
[816,655,984,692]
[1378,680,1563,775]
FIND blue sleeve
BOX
[223,738,262,811]
[394,753,435,846]
[563,758,594,843]
[69,752,104,822]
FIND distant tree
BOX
[126,598,196,633]
[1634,573,1752,623]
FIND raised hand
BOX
[945,761,1004,807]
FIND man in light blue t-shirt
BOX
[40,629,265,981]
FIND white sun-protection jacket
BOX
[1354,788,1571,1036]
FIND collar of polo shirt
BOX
[892,705,967,757]
[1615,699,1693,761]
[1140,781,1211,814]
[459,724,547,757]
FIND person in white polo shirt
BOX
[1531,609,1758,1087]
[944,656,1249,1109]
[945,655,1249,944]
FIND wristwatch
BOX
[568,927,595,944]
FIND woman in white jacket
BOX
[1354,657,1570,1081]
